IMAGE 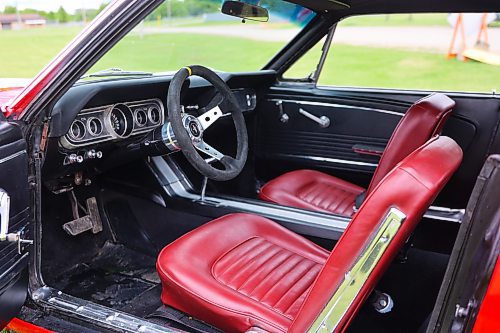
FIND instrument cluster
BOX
[61,99,164,149]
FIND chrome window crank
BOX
[299,108,331,128]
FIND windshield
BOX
[85,0,315,77]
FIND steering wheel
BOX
[167,65,248,182]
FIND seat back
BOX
[289,136,463,333]
[366,93,455,197]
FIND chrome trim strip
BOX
[32,287,186,333]
[149,157,350,239]
[308,208,407,333]
[425,206,464,223]
[312,85,500,98]
[275,153,379,168]
[268,98,404,117]
[0,150,26,164]
[0,252,28,281]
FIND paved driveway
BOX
[141,25,500,54]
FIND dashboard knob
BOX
[65,153,84,165]
[85,150,97,159]
[84,149,103,160]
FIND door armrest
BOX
[352,144,385,157]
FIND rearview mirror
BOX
[221,1,269,23]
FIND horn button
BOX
[183,115,204,143]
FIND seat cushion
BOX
[157,213,329,333]
[259,169,365,216]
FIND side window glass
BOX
[318,14,499,93]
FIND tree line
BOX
[1,4,108,23]
[2,1,304,23]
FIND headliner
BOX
[291,0,500,15]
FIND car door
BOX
[0,114,31,329]
[255,13,500,210]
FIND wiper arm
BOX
[80,68,153,79]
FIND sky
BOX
[0,0,107,13]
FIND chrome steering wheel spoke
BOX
[197,106,223,130]
[194,140,224,161]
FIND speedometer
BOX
[107,104,134,138]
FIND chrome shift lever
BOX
[200,177,208,202]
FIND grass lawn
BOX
[1,25,499,92]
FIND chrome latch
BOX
[2,231,33,255]
[0,189,33,254]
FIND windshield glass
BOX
[85,0,315,76]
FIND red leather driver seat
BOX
[259,93,455,216]
[157,136,462,333]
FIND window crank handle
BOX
[298,108,331,128]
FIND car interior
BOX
[24,1,500,333]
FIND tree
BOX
[56,6,69,23]
[3,5,17,14]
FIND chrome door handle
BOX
[299,108,331,128]
[0,189,33,254]
[0,189,10,241]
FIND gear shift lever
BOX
[200,176,208,202]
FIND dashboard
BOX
[60,98,164,149]
[43,71,276,181]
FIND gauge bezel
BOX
[69,120,86,140]
[106,103,134,139]
[148,106,161,125]
[134,108,148,128]
[87,117,103,136]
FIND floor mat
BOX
[53,241,160,309]
[147,306,223,333]
[119,284,163,318]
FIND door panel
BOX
[257,98,401,172]
[255,85,500,208]
[0,120,30,329]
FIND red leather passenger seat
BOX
[259,93,455,216]
[157,136,463,333]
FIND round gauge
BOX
[69,120,86,140]
[87,117,103,136]
[148,106,161,125]
[108,104,134,138]
[134,108,148,127]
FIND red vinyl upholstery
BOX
[157,213,330,333]
[157,136,462,333]
[259,93,455,216]
[259,169,365,216]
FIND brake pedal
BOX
[63,197,103,236]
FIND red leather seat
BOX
[259,93,455,216]
[157,136,463,333]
